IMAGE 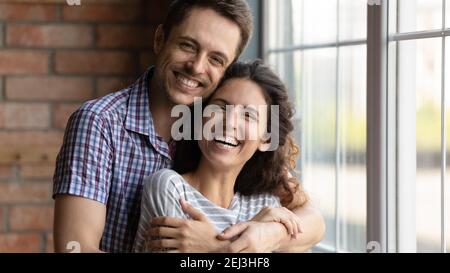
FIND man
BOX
[53,0,325,253]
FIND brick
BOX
[0,77,3,100]
[96,77,135,97]
[53,103,81,129]
[20,164,55,180]
[0,233,41,253]
[0,131,62,165]
[45,233,54,253]
[63,4,142,23]
[5,77,94,102]
[97,25,154,48]
[0,131,63,146]
[0,183,52,204]
[0,104,4,129]
[55,51,135,75]
[144,0,169,23]
[0,50,49,75]
[0,76,3,99]
[0,165,13,179]
[7,24,93,48]
[1,103,50,129]
[0,4,58,22]
[0,207,4,232]
[0,146,61,165]
[9,205,54,231]
[0,23,4,48]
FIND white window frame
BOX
[263,0,450,253]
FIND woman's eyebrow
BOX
[209,98,229,105]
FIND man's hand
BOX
[147,199,228,252]
[217,221,288,253]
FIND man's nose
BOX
[187,54,207,75]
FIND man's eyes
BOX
[180,42,196,51]
[209,56,225,67]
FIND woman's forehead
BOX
[211,78,267,105]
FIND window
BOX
[264,0,450,253]
[388,0,450,252]
[265,0,367,253]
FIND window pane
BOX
[300,48,337,249]
[266,0,301,49]
[339,0,367,41]
[267,0,337,48]
[397,0,442,33]
[398,38,442,252]
[337,45,367,252]
[389,0,398,34]
[301,0,337,44]
[268,52,301,110]
[447,0,450,28]
[446,37,450,252]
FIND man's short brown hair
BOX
[162,0,253,61]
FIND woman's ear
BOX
[154,25,165,55]
[258,139,271,152]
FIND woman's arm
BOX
[136,171,229,252]
[148,199,230,252]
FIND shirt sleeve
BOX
[52,108,113,205]
[133,170,187,252]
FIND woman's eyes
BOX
[245,112,258,121]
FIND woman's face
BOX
[197,78,270,170]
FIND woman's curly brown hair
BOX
[173,60,309,209]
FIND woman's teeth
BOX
[176,73,200,89]
[214,136,239,148]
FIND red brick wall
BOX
[0,0,168,252]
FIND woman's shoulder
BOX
[238,192,281,208]
[143,168,185,194]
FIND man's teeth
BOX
[214,136,239,147]
[176,74,199,88]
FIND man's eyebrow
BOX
[179,36,230,64]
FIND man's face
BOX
[153,7,242,106]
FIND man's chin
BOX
[169,92,199,106]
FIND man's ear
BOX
[154,25,165,55]
[258,139,271,152]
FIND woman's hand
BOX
[251,207,304,239]
[146,199,228,253]
[215,206,304,253]
[217,221,288,253]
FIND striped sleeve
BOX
[133,170,187,252]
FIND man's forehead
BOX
[173,8,240,59]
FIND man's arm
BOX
[276,199,325,252]
[219,198,325,253]
[54,195,106,253]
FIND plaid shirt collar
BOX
[125,67,172,160]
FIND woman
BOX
[134,60,309,252]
